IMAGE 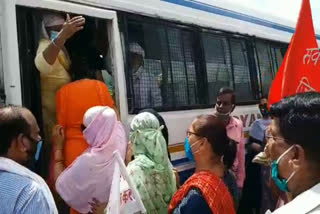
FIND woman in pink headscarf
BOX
[52,106,127,214]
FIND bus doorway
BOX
[16,5,117,179]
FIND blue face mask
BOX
[184,137,202,162]
[184,137,194,161]
[34,140,43,162]
[50,31,59,41]
[271,146,296,192]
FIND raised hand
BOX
[58,14,85,42]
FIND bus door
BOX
[0,3,7,105]
[4,0,125,177]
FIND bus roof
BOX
[68,0,320,41]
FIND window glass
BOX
[255,41,286,96]
[230,39,253,102]
[256,41,274,96]
[124,16,289,112]
[202,34,233,104]
[126,21,201,112]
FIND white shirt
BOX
[133,66,162,109]
[266,183,320,214]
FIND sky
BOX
[228,0,320,30]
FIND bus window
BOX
[123,15,289,112]
[229,38,254,102]
[255,40,286,96]
[126,20,203,112]
[255,41,274,96]
[166,27,199,107]
[271,46,285,73]
[202,34,233,104]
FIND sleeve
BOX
[34,40,54,74]
[172,188,212,214]
[14,182,52,214]
[236,124,246,189]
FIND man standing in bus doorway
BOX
[214,87,245,205]
[129,43,162,109]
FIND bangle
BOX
[54,159,64,163]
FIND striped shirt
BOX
[133,67,162,109]
[0,170,51,214]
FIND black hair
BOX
[139,108,171,161]
[0,105,31,155]
[65,16,100,81]
[193,114,237,169]
[270,92,320,165]
[218,87,236,104]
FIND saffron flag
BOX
[268,0,320,106]
[105,151,146,214]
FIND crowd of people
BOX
[1,90,320,214]
[0,11,319,214]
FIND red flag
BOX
[268,0,320,106]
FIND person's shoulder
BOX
[127,159,144,173]
[0,171,42,198]
[231,116,243,127]
[250,119,263,127]
[0,171,35,188]
[58,79,99,91]
[177,188,212,213]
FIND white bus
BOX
[1,0,318,180]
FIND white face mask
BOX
[214,105,234,121]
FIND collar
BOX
[226,117,238,129]
[132,66,144,80]
[271,183,320,214]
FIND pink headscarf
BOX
[55,106,127,213]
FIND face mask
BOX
[184,137,194,161]
[34,140,43,162]
[184,137,201,162]
[24,136,42,162]
[271,145,297,192]
[50,31,59,41]
[215,105,234,121]
[259,104,270,118]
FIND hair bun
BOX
[223,139,237,169]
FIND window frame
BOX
[0,14,5,105]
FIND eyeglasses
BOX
[186,131,202,138]
[265,133,285,142]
